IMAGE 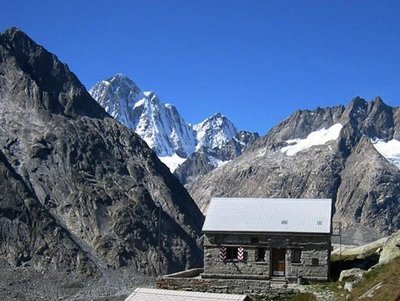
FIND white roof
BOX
[202,198,332,234]
[125,288,249,301]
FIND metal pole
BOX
[339,222,342,276]
[158,205,162,274]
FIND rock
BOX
[339,268,366,283]
[357,282,383,299]
[378,230,400,264]
[331,237,388,262]
[343,282,353,292]
[174,131,260,186]
[0,27,204,298]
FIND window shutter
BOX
[219,247,227,261]
[237,247,244,261]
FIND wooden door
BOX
[271,248,286,276]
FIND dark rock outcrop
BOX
[0,26,204,290]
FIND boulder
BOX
[339,268,366,283]
[378,230,400,264]
[331,237,388,262]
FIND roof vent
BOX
[317,221,323,225]
[281,220,288,225]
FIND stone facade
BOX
[157,268,297,298]
[203,232,331,281]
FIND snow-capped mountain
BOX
[90,74,144,128]
[131,91,196,158]
[90,75,196,165]
[193,113,238,150]
[89,74,258,172]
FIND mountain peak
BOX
[373,96,384,103]
[370,96,391,112]
[0,28,107,119]
[113,72,128,78]
[349,96,368,108]
[196,112,235,129]
[1,27,30,42]
[211,112,223,119]
[90,78,197,159]
[102,73,139,89]
[0,29,205,288]
[194,113,238,150]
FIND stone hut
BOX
[202,197,332,282]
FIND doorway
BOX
[271,248,286,276]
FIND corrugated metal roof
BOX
[202,198,332,234]
[125,288,249,301]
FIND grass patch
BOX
[343,257,400,301]
[251,293,317,301]
[278,292,317,301]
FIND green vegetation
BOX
[277,292,317,301]
[340,257,400,301]
[251,293,317,301]
[310,257,400,301]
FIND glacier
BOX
[372,139,400,169]
[281,123,343,156]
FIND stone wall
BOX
[157,273,297,298]
[288,249,329,280]
[204,246,270,278]
[204,233,331,281]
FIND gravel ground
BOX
[0,260,155,301]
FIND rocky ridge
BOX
[90,75,259,174]
[174,130,260,186]
[0,27,204,299]
[189,97,400,244]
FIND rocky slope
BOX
[174,130,259,186]
[189,97,400,244]
[0,27,204,299]
[90,75,259,174]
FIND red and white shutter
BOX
[238,246,244,261]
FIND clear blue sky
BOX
[1,0,400,134]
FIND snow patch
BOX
[281,123,343,156]
[208,156,230,168]
[159,154,187,172]
[372,139,400,169]
[133,98,145,109]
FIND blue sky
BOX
[1,0,400,134]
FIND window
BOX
[312,258,319,266]
[226,247,238,260]
[255,248,266,262]
[291,249,302,263]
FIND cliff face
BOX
[189,97,400,244]
[0,27,204,282]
